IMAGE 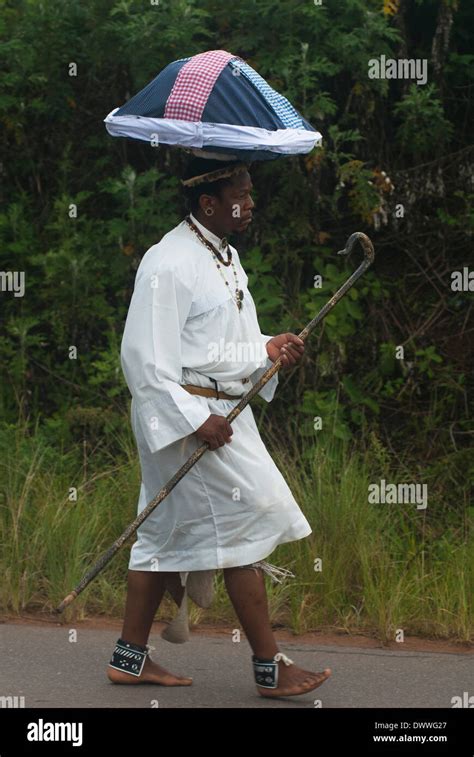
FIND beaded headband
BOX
[181,162,248,188]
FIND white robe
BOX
[120,213,311,628]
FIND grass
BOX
[0,415,472,642]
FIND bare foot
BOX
[257,662,331,699]
[107,655,193,686]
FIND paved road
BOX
[1,623,472,708]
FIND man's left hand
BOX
[266,333,305,368]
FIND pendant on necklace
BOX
[186,216,245,312]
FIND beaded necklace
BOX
[185,215,244,312]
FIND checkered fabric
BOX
[164,50,240,121]
[229,59,304,129]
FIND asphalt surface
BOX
[1,623,472,708]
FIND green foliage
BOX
[393,84,454,159]
[239,246,284,333]
[0,0,470,449]
[0,1,472,634]
[1,422,471,640]
[413,345,443,380]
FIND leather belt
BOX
[181,383,244,400]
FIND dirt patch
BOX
[1,613,472,654]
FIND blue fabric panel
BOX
[201,65,285,129]
[229,60,309,130]
[116,58,190,117]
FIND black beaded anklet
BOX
[109,637,150,677]
[252,651,294,689]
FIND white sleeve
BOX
[248,333,279,403]
[121,265,211,453]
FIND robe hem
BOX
[128,519,312,572]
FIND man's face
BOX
[201,170,254,236]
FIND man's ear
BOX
[199,193,213,213]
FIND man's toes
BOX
[297,668,331,691]
[303,675,321,690]
[319,668,332,681]
[310,669,331,686]
[174,676,193,685]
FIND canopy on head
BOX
[104,49,322,162]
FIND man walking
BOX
[107,157,331,698]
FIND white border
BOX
[103,108,322,155]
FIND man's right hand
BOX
[196,414,233,450]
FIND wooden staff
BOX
[55,232,374,614]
